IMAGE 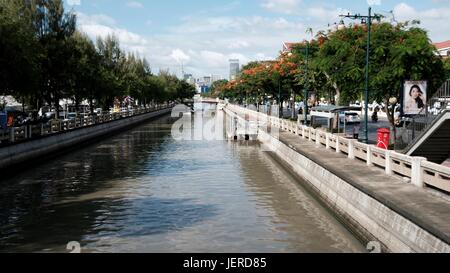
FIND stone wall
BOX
[258,129,450,253]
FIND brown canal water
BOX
[0,106,365,253]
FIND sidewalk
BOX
[276,128,450,247]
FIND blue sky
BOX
[66,0,450,79]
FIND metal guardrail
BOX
[0,104,173,145]
[226,103,450,194]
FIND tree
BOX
[69,31,102,113]
[34,0,77,117]
[96,35,126,109]
[176,80,196,101]
[210,80,228,98]
[314,21,446,135]
[0,0,40,108]
[445,58,450,78]
[368,22,445,133]
[314,25,368,105]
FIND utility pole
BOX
[304,28,313,125]
[304,41,309,125]
[278,75,282,118]
[340,8,383,144]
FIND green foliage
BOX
[0,0,192,115]
[0,0,40,98]
[444,58,450,78]
[314,22,446,105]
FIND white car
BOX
[340,112,361,124]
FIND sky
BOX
[65,0,450,79]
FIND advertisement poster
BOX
[403,81,427,115]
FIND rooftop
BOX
[282,42,301,52]
[433,40,450,50]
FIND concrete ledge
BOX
[258,129,450,253]
[0,108,172,172]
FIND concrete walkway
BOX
[277,129,450,245]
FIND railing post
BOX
[385,150,393,175]
[411,157,426,188]
[309,128,312,142]
[348,140,355,159]
[10,127,15,142]
[326,133,331,149]
[316,132,321,147]
[41,123,44,136]
[302,126,306,139]
[366,145,373,166]
[336,136,341,154]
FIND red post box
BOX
[377,128,390,150]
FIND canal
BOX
[0,105,365,253]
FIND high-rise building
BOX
[203,76,212,86]
[229,59,240,81]
[183,73,195,85]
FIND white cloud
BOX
[261,0,301,14]
[77,12,148,57]
[67,0,81,6]
[367,0,381,6]
[170,49,191,63]
[77,13,116,26]
[393,2,450,41]
[227,40,250,49]
[126,1,144,9]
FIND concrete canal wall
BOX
[0,107,172,172]
[225,104,450,253]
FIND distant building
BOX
[434,40,450,58]
[229,59,240,81]
[211,74,224,83]
[203,76,212,86]
[183,73,195,85]
[195,78,209,94]
[282,42,301,53]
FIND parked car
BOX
[340,112,361,124]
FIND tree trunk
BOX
[324,72,340,106]
[384,98,397,147]
[89,98,94,114]
[55,94,60,120]
[291,91,295,120]
[280,99,284,119]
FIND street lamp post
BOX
[304,41,309,125]
[278,75,282,118]
[340,7,383,144]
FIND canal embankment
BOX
[0,106,173,173]
[224,103,450,253]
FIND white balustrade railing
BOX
[224,103,450,194]
[0,103,174,145]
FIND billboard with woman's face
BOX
[403,81,427,115]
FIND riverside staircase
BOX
[397,80,450,164]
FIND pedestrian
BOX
[353,124,360,139]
